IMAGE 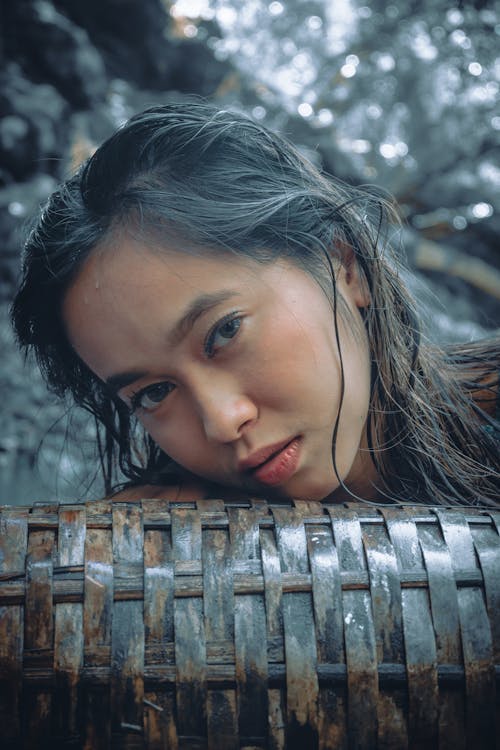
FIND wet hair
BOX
[11,101,500,505]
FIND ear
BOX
[336,243,371,309]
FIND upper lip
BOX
[238,437,296,473]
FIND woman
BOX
[11,102,500,506]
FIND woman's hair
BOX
[11,101,500,505]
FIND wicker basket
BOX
[0,497,499,749]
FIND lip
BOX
[239,436,302,487]
[238,437,297,472]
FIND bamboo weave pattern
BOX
[0,497,499,748]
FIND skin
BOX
[62,235,379,502]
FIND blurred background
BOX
[1,0,499,504]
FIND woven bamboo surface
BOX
[0,497,499,749]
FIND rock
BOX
[3,0,107,108]
[164,36,235,96]
[53,0,234,95]
[0,173,57,299]
[53,0,173,87]
[0,64,68,182]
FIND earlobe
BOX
[347,262,371,309]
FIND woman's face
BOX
[63,236,374,501]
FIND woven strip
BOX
[436,509,496,747]
[0,498,498,749]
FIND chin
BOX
[286,474,341,502]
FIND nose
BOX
[194,378,258,444]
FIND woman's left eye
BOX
[205,315,241,357]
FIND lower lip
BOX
[251,437,302,486]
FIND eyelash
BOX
[129,382,174,414]
[129,312,243,413]
[204,311,242,358]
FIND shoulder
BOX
[109,479,209,502]
[109,479,260,504]
[445,338,500,445]
[444,337,500,414]
[471,370,499,418]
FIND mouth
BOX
[239,436,302,487]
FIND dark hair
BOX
[11,101,500,505]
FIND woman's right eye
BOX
[130,382,175,413]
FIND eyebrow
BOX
[106,369,148,395]
[105,289,238,395]
[168,289,239,346]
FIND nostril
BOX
[201,395,258,443]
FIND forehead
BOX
[61,236,319,378]
[68,237,263,295]
[63,236,269,334]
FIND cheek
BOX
[144,405,201,460]
[254,314,338,386]
[341,332,371,423]
[244,319,345,434]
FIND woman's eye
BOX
[205,315,241,357]
[130,382,174,413]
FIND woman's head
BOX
[16,100,489,504]
[61,233,372,501]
